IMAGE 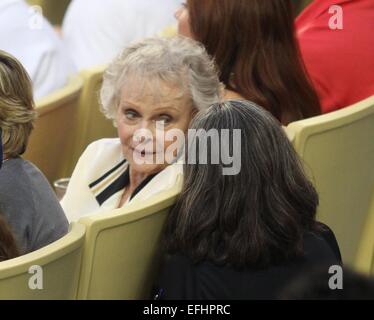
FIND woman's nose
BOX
[133,127,152,145]
[139,120,154,131]
[133,120,155,139]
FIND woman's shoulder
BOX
[76,138,124,170]
[0,158,68,253]
[0,158,39,189]
[61,138,125,220]
[1,158,61,206]
[84,138,122,155]
[304,223,342,264]
[0,158,63,210]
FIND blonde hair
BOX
[0,50,37,158]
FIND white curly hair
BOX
[100,36,223,122]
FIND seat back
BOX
[285,96,374,265]
[355,192,374,275]
[67,65,117,175]
[0,222,85,300]
[77,179,182,300]
[23,75,82,183]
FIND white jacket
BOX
[61,138,183,222]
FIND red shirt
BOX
[296,0,374,113]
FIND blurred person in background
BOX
[175,0,321,125]
[62,0,179,70]
[296,0,374,113]
[0,0,76,100]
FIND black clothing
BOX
[155,225,341,300]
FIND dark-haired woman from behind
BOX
[156,100,341,300]
[175,0,321,125]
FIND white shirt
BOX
[0,0,76,100]
[61,138,183,222]
[62,0,180,70]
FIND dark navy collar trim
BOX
[89,159,127,189]
[95,168,159,206]
[96,168,130,205]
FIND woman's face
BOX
[116,80,194,175]
[175,2,194,39]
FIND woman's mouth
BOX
[130,146,157,156]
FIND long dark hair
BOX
[163,100,320,269]
[0,214,19,262]
[186,0,321,124]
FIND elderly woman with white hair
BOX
[61,36,222,222]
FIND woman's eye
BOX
[124,110,139,120]
[157,115,172,125]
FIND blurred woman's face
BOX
[116,80,194,175]
[175,3,194,39]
